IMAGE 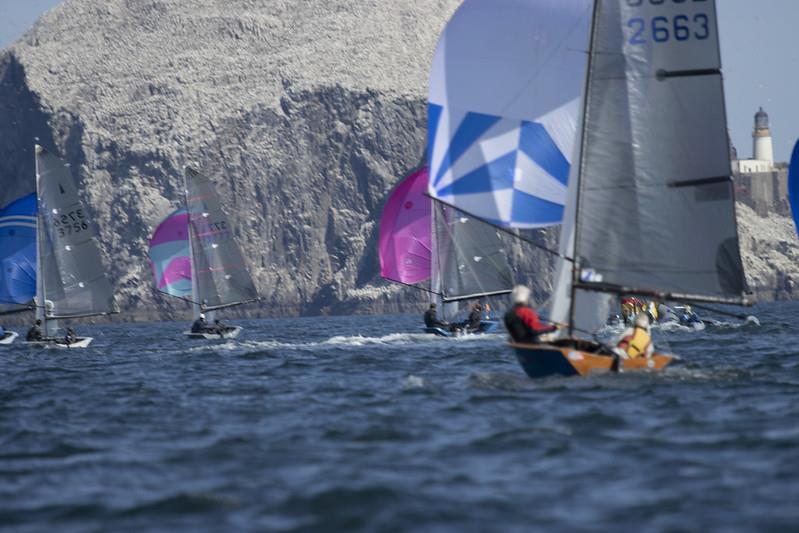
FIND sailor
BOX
[212,319,227,334]
[465,302,483,331]
[423,303,449,329]
[64,327,77,345]
[0,324,5,338]
[504,285,557,343]
[26,319,44,342]
[615,313,654,359]
[679,305,700,326]
[191,313,208,333]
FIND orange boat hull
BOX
[510,339,674,379]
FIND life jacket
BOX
[618,326,652,359]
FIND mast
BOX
[568,0,602,336]
[184,167,202,321]
[34,145,45,329]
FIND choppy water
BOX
[1,302,798,532]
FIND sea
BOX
[1,301,797,532]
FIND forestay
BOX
[427,0,592,228]
[0,192,37,314]
[184,166,258,310]
[149,208,192,298]
[572,0,745,302]
[35,146,116,318]
[378,166,432,285]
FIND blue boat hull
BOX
[423,320,500,337]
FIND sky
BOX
[0,0,797,162]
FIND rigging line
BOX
[424,194,570,262]
[154,289,202,306]
[382,277,441,297]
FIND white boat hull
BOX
[0,332,19,345]
[25,337,93,349]
[183,326,242,340]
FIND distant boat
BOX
[26,145,117,348]
[0,190,37,345]
[379,165,511,337]
[149,166,258,339]
[513,0,748,377]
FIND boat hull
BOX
[424,320,500,338]
[184,326,242,340]
[0,332,19,345]
[25,337,93,349]
[511,340,674,379]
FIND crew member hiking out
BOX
[423,303,449,330]
[504,286,557,343]
[26,319,43,342]
[615,313,654,359]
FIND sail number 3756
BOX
[626,1,711,45]
[52,209,89,237]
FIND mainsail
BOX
[427,0,592,228]
[35,146,116,319]
[432,202,514,303]
[379,166,432,285]
[184,166,258,311]
[552,0,746,335]
[149,208,192,298]
[0,193,37,314]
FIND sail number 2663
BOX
[626,1,710,45]
[52,209,89,237]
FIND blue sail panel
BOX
[789,139,799,238]
[0,193,37,310]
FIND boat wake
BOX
[180,331,506,355]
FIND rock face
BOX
[0,0,796,321]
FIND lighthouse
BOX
[752,107,774,165]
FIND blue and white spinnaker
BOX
[427,0,592,228]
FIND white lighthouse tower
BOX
[752,107,774,165]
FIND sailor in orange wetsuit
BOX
[504,285,557,343]
[614,313,654,359]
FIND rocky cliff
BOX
[0,0,796,321]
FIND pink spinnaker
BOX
[379,166,432,285]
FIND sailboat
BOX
[0,190,37,345]
[519,0,747,377]
[149,166,258,339]
[429,0,748,376]
[27,145,117,348]
[379,165,513,337]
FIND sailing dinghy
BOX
[513,0,748,377]
[149,166,258,339]
[0,190,37,345]
[378,166,510,337]
[27,145,117,348]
